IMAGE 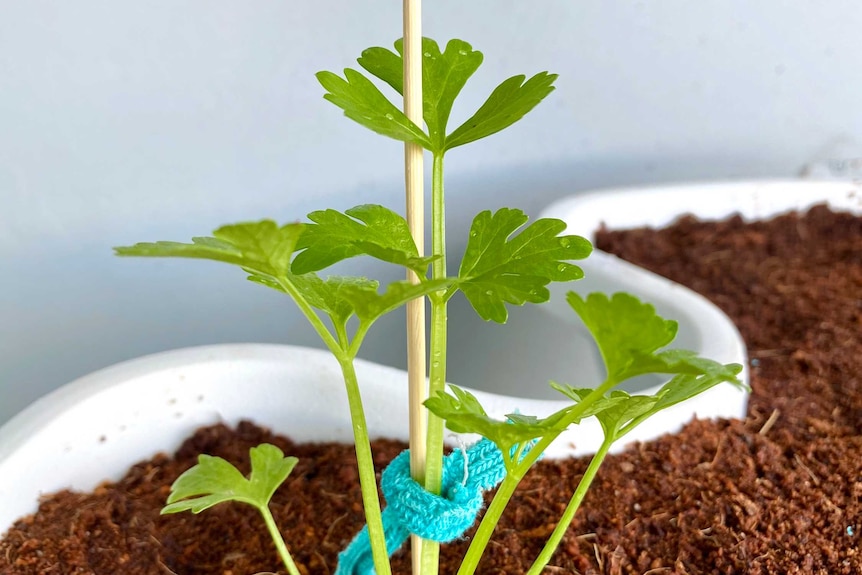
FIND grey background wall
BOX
[2,1,861,424]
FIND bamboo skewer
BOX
[402,0,426,573]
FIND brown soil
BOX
[2,204,861,575]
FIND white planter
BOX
[5,178,851,534]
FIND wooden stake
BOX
[403,0,426,572]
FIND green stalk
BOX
[526,436,613,575]
[275,278,389,573]
[455,470,522,575]
[338,356,393,575]
[274,277,342,355]
[259,505,302,575]
[420,152,448,574]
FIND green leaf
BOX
[458,209,592,323]
[360,38,484,151]
[549,383,624,421]
[162,443,297,515]
[592,391,659,438]
[425,385,568,469]
[567,292,680,384]
[445,71,557,150]
[630,349,745,380]
[652,363,746,412]
[548,293,746,444]
[292,204,437,276]
[116,218,442,349]
[316,69,431,148]
[290,274,378,329]
[338,278,452,323]
[115,221,303,282]
[357,44,404,95]
[255,273,450,329]
[420,39,483,150]
[553,363,744,440]
[551,386,655,434]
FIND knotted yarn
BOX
[335,437,524,575]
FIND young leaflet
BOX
[162,444,302,575]
[321,38,556,155]
[457,208,590,322]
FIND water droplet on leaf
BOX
[559,238,571,247]
[557,264,568,272]
[385,113,394,120]
[485,290,494,296]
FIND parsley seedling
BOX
[162,444,302,575]
[116,19,743,575]
[118,33,578,575]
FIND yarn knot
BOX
[335,437,526,575]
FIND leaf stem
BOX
[334,319,351,352]
[455,470,521,575]
[276,272,394,573]
[430,154,447,281]
[338,356,393,575]
[258,505,302,575]
[348,322,371,358]
[525,436,614,575]
[274,277,342,355]
[420,151,448,574]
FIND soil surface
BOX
[2,204,860,575]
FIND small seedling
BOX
[162,443,301,575]
[116,11,744,575]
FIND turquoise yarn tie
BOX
[335,437,514,575]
